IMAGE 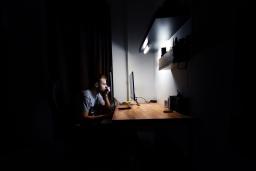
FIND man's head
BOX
[93,74,108,93]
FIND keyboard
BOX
[117,104,131,109]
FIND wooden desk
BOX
[112,103,190,120]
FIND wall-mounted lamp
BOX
[141,37,151,54]
[142,37,148,50]
[143,44,150,54]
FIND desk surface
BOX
[112,103,190,120]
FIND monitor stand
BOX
[135,97,140,106]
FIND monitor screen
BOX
[130,71,140,106]
[109,71,114,101]
[130,72,135,101]
[108,71,117,110]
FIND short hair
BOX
[98,74,107,81]
[89,74,107,88]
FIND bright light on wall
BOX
[160,38,173,52]
[155,49,177,106]
[157,48,162,60]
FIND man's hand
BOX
[103,86,110,96]
[84,114,105,120]
[102,86,111,109]
[92,115,105,119]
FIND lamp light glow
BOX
[143,45,150,54]
[142,37,148,50]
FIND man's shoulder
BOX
[96,92,103,99]
[82,89,91,96]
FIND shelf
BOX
[159,33,192,70]
[159,49,174,70]
[159,51,188,70]
[171,62,188,70]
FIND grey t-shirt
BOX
[82,89,105,115]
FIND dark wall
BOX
[6,0,53,145]
[170,0,254,170]
[5,1,56,168]
[6,0,112,166]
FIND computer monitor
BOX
[130,71,140,106]
[108,71,115,108]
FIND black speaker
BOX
[168,96,176,111]
[161,47,166,56]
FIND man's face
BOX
[98,78,108,92]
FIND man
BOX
[81,74,112,120]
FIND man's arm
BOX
[103,94,111,109]
[100,86,111,109]
[81,90,104,120]
[82,111,104,120]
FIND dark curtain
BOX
[80,1,113,90]
[45,1,113,132]
[6,0,113,166]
